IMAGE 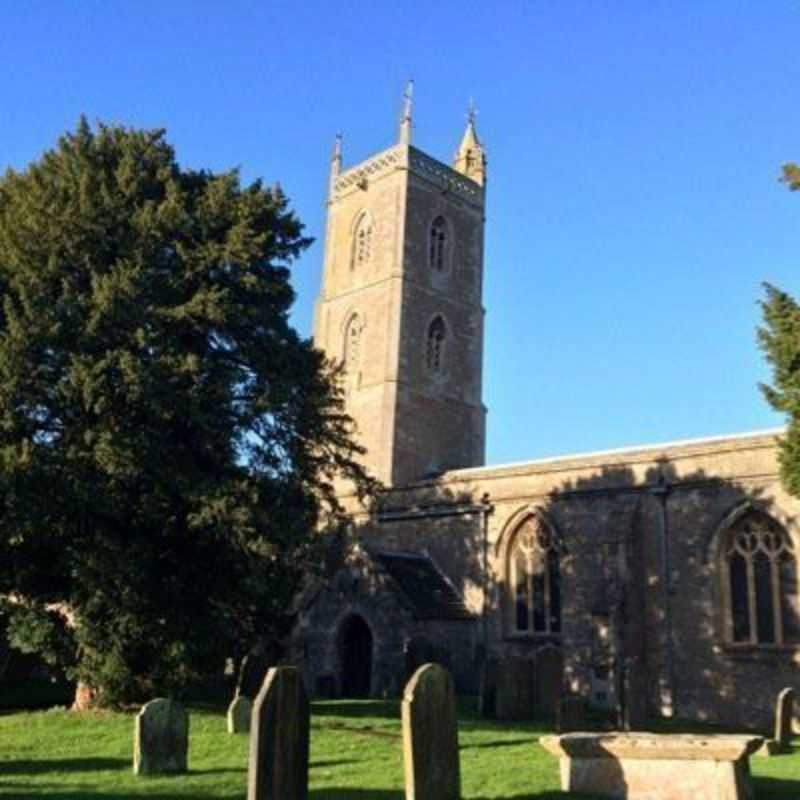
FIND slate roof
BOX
[373,551,474,621]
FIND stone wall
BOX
[320,429,799,729]
[313,142,486,486]
[293,543,478,699]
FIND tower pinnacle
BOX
[399,80,414,145]
[329,133,343,195]
[453,101,486,186]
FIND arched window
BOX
[426,317,446,372]
[351,213,373,269]
[429,216,448,271]
[508,515,562,636]
[344,314,362,374]
[723,511,800,645]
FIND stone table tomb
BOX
[540,732,763,800]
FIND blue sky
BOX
[2,2,799,464]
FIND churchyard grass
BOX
[1,699,799,799]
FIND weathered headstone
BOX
[227,693,252,734]
[404,636,436,684]
[247,666,309,800]
[314,673,336,699]
[133,698,189,775]
[402,663,460,800]
[238,647,274,699]
[478,656,498,718]
[775,687,795,749]
[759,686,797,756]
[620,658,649,731]
[495,656,536,721]
[557,694,587,733]
[534,646,563,719]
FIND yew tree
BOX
[759,162,800,496]
[0,120,369,706]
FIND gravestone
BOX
[248,666,310,800]
[133,698,189,775]
[238,649,273,699]
[495,656,536,721]
[495,656,536,720]
[534,647,563,719]
[620,659,649,731]
[557,694,587,733]
[775,687,795,749]
[404,636,436,684]
[402,663,460,800]
[227,693,252,734]
[314,673,336,699]
[478,656,498,718]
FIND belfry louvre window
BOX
[351,214,373,269]
[344,315,362,370]
[429,216,447,271]
[426,317,446,372]
[724,512,800,645]
[509,515,562,635]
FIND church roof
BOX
[373,551,474,621]
[443,427,785,479]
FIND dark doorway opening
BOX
[339,614,373,698]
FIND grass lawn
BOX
[0,700,799,799]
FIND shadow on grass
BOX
[0,795,242,800]
[183,767,247,776]
[309,794,588,800]
[310,759,362,769]
[311,701,399,721]
[310,792,402,799]
[752,775,800,798]
[460,737,538,750]
[314,721,401,740]
[0,757,129,774]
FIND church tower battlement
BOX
[313,84,487,486]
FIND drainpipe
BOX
[650,474,674,717]
[480,493,494,659]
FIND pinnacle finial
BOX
[399,79,414,144]
[329,132,343,192]
[454,100,486,186]
[467,97,477,127]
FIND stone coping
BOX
[540,733,764,762]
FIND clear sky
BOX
[2,2,799,465]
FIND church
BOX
[292,89,800,730]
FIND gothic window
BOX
[429,216,448,272]
[723,511,800,646]
[344,314,362,374]
[508,515,562,636]
[426,316,446,372]
[351,213,373,269]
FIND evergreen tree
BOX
[0,120,372,706]
[758,162,800,496]
[782,162,800,191]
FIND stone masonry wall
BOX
[331,430,799,729]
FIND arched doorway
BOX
[339,614,373,698]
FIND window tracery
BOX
[426,317,446,372]
[429,216,448,272]
[344,314,362,375]
[351,213,373,269]
[723,511,800,646]
[508,515,562,636]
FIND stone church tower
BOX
[301,92,800,732]
[313,86,488,485]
